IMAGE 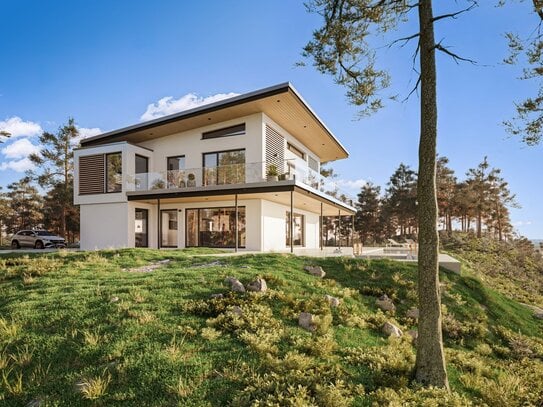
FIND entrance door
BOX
[161,210,178,248]
[135,209,148,247]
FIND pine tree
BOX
[29,118,80,240]
[436,156,457,232]
[385,163,418,236]
[355,182,382,243]
[5,177,43,232]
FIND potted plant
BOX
[187,173,196,187]
[151,179,165,190]
[267,165,279,182]
[278,173,287,181]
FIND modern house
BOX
[74,83,357,253]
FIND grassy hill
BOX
[0,245,542,406]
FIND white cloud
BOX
[0,157,35,172]
[513,220,532,227]
[335,178,367,191]
[2,138,39,159]
[72,126,102,145]
[140,92,240,121]
[0,116,42,138]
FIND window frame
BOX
[105,152,123,193]
[287,142,305,160]
[185,206,246,249]
[202,149,246,186]
[202,123,246,140]
[286,211,305,247]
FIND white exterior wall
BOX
[139,113,265,176]
[80,203,129,250]
[261,199,320,251]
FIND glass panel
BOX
[190,207,245,248]
[135,209,148,247]
[186,209,198,247]
[218,150,245,185]
[203,153,218,186]
[286,212,304,246]
[161,210,178,247]
[167,156,186,188]
[135,155,148,190]
[106,153,122,192]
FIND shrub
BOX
[370,386,473,406]
[76,371,112,400]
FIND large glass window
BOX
[106,152,122,192]
[167,156,186,188]
[135,155,148,190]
[186,207,246,248]
[286,212,305,246]
[203,149,245,186]
[135,208,148,247]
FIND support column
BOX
[338,210,342,249]
[157,198,161,249]
[351,214,355,249]
[290,190,294,253]
[320,202,323,251]
[235,194,239,253]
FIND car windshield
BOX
[35,231,54,236]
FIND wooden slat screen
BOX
[265,125,284,173]
[79,154,105,195]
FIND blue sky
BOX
[1,0,541,238]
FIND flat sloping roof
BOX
[80,82,349,162]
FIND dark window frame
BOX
[185,206,246,249]
[202,123,245,140]
[160,209,178,248]
[202,149,246,186]
[135,208,149,248]
[167,155,186,171]
[135,154,149,174]
[105,152,123,193]
[287,142,305,159]
[286,211,305,247]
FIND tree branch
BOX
[434,43,477,65]
[432,1,478,23]
[403,73,421,102]
[387,32,420,48]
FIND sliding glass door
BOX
[135,208,148,247]
[186,207,246,248]
[160,210,178,248]
[203,150,245,186]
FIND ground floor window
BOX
[186,206,246,248]
[286,211,304,246]
[135,208,148,247]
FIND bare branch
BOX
[432,1,478,23]
[403,73,421,102]
[387,32,420,48]
[434,43,477,65]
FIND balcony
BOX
[125,159,354,206]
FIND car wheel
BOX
[11,240,20,249]
[35,240,44,250]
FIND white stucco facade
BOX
[74,83,356,252]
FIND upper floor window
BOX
[202,123,245,140]
[106,152,122,193]
[167,155,185,171]
[287,142,305,159]
[308,156,319,172]
[203,149,245,185]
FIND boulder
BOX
[246,278,267,292]
[382,322,403,338]
[325,294,341,307]
[304,265,326,278]
[376,294,396,313]
[210,293,224,299]
[521,303,543,319]
[298,312,316,332]
[224,276,245,293]
[231,306,243,316]
[406,308,419,319]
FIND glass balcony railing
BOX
[125,160,354,206]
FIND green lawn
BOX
[1,249,542,406]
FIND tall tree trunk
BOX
[477,211,482,237]
[415,0,449,389]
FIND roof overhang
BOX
[80,82,349,162]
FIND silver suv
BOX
[11,230,66,249]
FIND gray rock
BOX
[521,303,543,319]
[224,276,245,292]
[231,306,243,316]
[110,296,119,303]
[376,294,396,313]
[304,265,326,278]
[406,307,419,319]
[210,293,224,299]
[26,399,42,407]
[298,312,316,332]
[246,278,267,292]
[382,321,403,337]
[325,294,340,307]
[407,329,418,340]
